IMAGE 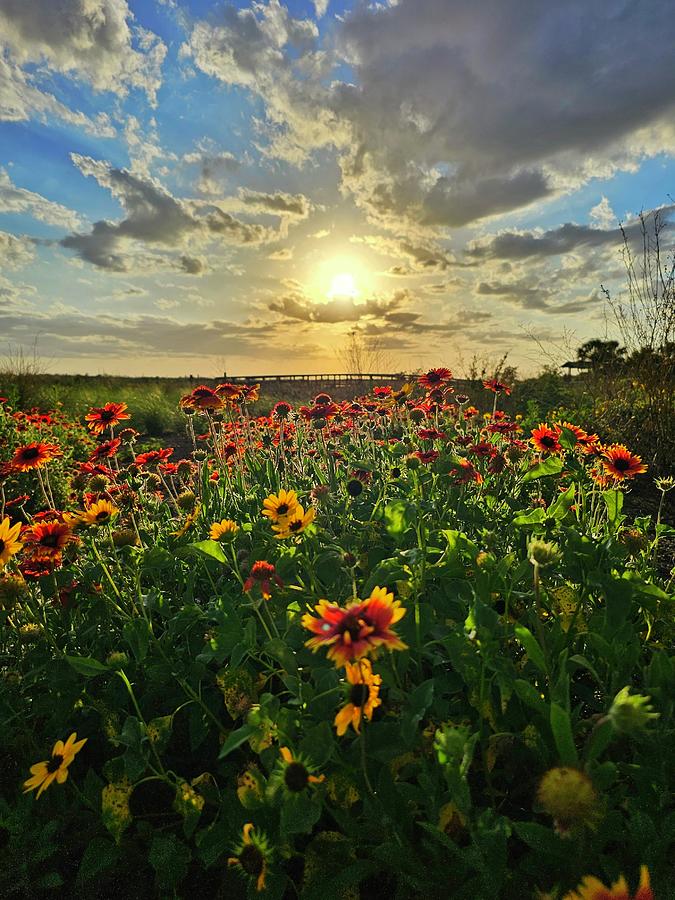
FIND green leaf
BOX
[76,837,117,884]
[548,483,575,520]
[123,619,150,662]
[384,500,417,538]
[149,834,191,891]
[65,655,109,677]
[187,539,228,564]
[584,718,614,764]
[602,490,624,529]
[512,508,547,526]
[265,637,299,675]
[280,793,322,835]
[218,723,256,759]
[513,679,546,713]
[549,702,578,766]
[514,625,547,674]
[522,456,564,482]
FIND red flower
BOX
[272,401,293,420]
[135,448,174,468]
[482,378,511,395]
[23,521,74,560]
[531,423,562,454]
[215,382,243,402]
[84,402,130,434]
[450,458,483,484]
[299,403,339,421]
[302,586,407,667]
[243,561,283,600]
[11,442,62,471]
[418,428,446,441]
[419,368,452,391]
[180,386,224,412]
[601,445,647,481]
[414,450,440,464]
[88,438,121,461]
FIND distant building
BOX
[561,360,593,378]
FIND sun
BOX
[328,272,359,299]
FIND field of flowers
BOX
[0,370,673,899]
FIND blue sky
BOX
[1,0,674,376]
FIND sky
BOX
[1,0,674,377]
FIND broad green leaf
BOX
[65,655,109,677]
[514,625,547,675]
[522,457,564,483]
[550,702,578,766]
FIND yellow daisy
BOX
[271,505,315,539]
[261,489,299,523]
[0,517,23,569]
[23,732,87,799]
[79,499,119,527]
[209,519,240,542]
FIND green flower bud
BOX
[528,538,560,568]
[608,686,659,734]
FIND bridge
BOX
[225,372,412,384]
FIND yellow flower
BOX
[271,504,315,539]
[0,517,23,568]
[334,658,382,736]
[261,489,299,523]
[209,519,240,542]
[228,823,273,893]
[79,499,119,527]
[23,732,87,799]
[562,865,653,900]
[268,747,325,797]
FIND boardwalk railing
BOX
[226,373,412,384]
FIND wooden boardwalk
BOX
[226,372,412,384]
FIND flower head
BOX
[11,442,61,471]
[79,499,119,527]
[0,517,23,569]
[244,561,283,600]
[562,865,653,900]
[601,445,647,481]
[272,504,315,539]
[23,521,74,560]
[334,658,382,736]
[608,686,659,734]
[261,488,299,523]
[531,423,562,454]
[302,586,407,667]
[23,732,87,799]
[84,402,130,434]
[482,378,511,395]
[227,823,272,893]
[209,519,240,542]
[180,385,224,412]
[419,368,452,390]
[536,767,600,833]
[269,747,325,797]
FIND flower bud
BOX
[608,686,659,734]
[528,538,560,568]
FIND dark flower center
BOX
[289,519,303,532]
[46,754,64,774]
[613,458,629,471]
[100,410,115,422]
[349,683,370,707]
[339,614,365,642]
[427,372,441,383]
[276,503,289,515]
[347,480,363,497]
[239,844,264,877]
[21,447,40,460]
[96,511,109,521]
[284,761,310,792]
[40,533,61,548]
[0,539,5,553]
[541,435,556,448]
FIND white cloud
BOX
[0,0,166,103]
[0,230,34,269]
[0,168,82,230]
[589,197,617,230]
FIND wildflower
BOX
[562,865,653,900]
[23,521,74,559]
[346,478,364,497]
[23,732,87,798]
[272,400,293,420]
[228,823,272,893]
[536,767,600,833]
[244,561,283,600]
[134,448,174,468]
[11,442,61,471]
[302,586,407,667]
[272,504,315,539]
[608,687,659,734]
[601,445,647,481]
[177,490,197,511]
[450,458,483,484]
[215,382,243,402]
[414,449,439,464]
[84,402,130,434]
[271,747,325,796]
[482,378,511,395]
[261,489,299,523]
[419,367,452,390]
[0,517,23,569]
[209,519,240,542]
[0,572,29,609]
[531,424,562,454]
[334,658,382,736]
[180,385,224,412]
[88,438,121,461]
[79,499,119,527]
[655,475,675,492]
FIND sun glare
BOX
[328,272,358,299]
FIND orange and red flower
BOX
[243,561,283,600]
[562,865,653,900]
[11,442,61,471]
[23,521,74,560]
[84,402,130,434]
[419,367,452,390]
[601,445,647,481]
[482,378,511,395]
[302,586,407,667]
[88,438,121,461]
[531,423,562,454]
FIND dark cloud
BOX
[238,188,313,218]
[270,288,409,324]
